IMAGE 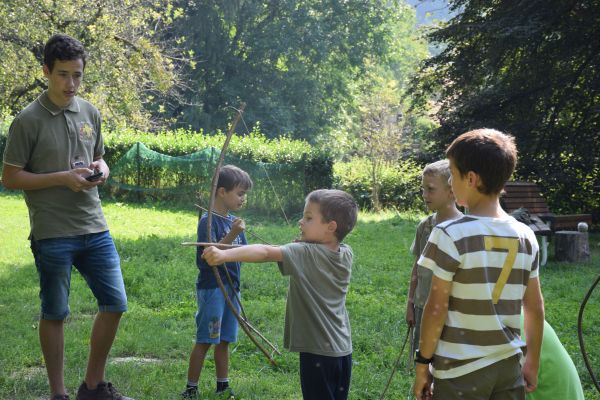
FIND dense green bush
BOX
[101,128,332,212]
[102,126,323,165]
[334,157,423,211]
[0,122,333,215]
[2,118,430,214]
[0,116,11,159]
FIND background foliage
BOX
[334,157,423,211]
[2,0,597,218]
[0,0,187,130]
[167,0,419,141]
[411,0,599,221]
[100,128,333,215]
[1,122,425,214]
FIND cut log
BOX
[554,231,591,263]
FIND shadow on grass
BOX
[0,232,293,398]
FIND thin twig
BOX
[380,325,411,400]
[181,242,243,249]
[238,316,282,356]
[194,204,273,245]
[259,163,291,225]
[227,105,291,225]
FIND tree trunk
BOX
[371,159,380,211]
[554,231,591,262]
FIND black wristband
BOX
[414,350,434,364]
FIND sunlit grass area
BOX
[1,192,598,399]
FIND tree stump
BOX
[554,231,591,262]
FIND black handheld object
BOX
[85,171,103,181]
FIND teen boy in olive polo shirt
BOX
[2,34,132,400]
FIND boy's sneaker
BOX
[76,381,134,400]
[52,396,70,400]
[216,387,235,399]
[181,386,198,399]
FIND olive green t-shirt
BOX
[278,242,353,356]
[2,91,108,240]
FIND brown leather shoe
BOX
[76,381,134,400]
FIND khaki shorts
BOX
[433,354,524,400]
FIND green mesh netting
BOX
[104,142,305,218]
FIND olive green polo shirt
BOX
[3,91,108,240]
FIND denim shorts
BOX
[30,231,128,320]
[195,284,240,344]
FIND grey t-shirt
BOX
[409,213,463,308]
[3,91,108,240]
[410,215,436,308]
[278,242,353,356]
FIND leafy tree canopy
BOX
[412,0,600,215]
[169,0,420,140]
[0,0,186,129]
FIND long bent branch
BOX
[205,103,278,366]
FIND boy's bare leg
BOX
[40,319,66,396]
[188,343,212,383]
[83,311,122,389]
[214,342,229,379]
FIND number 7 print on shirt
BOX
[484,236,520,304]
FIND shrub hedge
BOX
[1,119,427,212]
[105,128,333,212]
[334,157,424,211]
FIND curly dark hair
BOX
[43,34,87,72]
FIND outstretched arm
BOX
[203,244,283,265]
[522,276,544,393]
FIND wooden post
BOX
[554,231,591,262]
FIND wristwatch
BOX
[414,350,434,364]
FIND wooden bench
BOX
[500,181,593,265]
[501,182,593,230]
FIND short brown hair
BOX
[217,165,253,191]
[44,34,87,72]
[306,189,358,241]
[423,159,451,187]
[446,128,517,195]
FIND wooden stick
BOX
[204,103,278,366]
[210,262,278,365]
[181,242,243,249]
[194,204,273,245]
[238,315,282,356]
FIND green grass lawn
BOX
[1,192,599,399]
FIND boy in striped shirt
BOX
[413,129,545,400]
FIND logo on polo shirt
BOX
[78,121,95,141]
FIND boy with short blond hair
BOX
[202,189,358,400]
[414,129,545,400]
[406,159,462,352]
[182,165,253,399]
